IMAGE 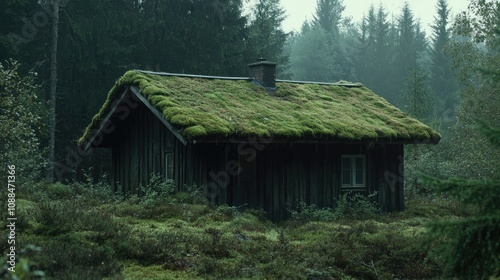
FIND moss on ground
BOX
[0,181,467,279]
[79,70,441,144]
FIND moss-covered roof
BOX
[79,70,440,145]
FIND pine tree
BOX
[246,0,288,76]
[312,0,344,35]
[430,0,458,122]
[290,26,337,82]
[355,5,393,95]
[392,3,428,106]
[402,66,432,120]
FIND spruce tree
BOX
[392,3,428,105]
[355,5,393,96]
[430,0,458,123]
[403,66,432,120]
[246,0,288,76]
[312,0,344,35]
[419,121,500,278]
[290,26,337,82]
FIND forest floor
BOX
[0,181,468,280]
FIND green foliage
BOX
[290,0,355,83]
[246,0,288,77]
[429,0,459,122]
[442,0,500,181]
[402,66,433,121]
[291,192,380,222]
[334,191,380,219]
[420,120,500,279]
[477,118,500,146]
[290,201,337,222]
[420,174,500,278]
[0,245,45,280]
[290,26,339,82]
[355,5,394,97]
[0,59,48,182]
[140,173,176,200]
[312,0,345,34]
[5,179,469,279]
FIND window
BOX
[165,153,174,182]
[341,155,366,188]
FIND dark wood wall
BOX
[111,105,175,193]
[178,142,404,221]
[110,103,405,221]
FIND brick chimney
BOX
[248,58,277,91]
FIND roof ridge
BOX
[135,70,362,87]
[135,70,250,81]
[276,79,361,87]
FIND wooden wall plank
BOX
[109,104,406,221]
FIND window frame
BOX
[341,154,366,189]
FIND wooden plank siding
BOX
[110,100,405,221]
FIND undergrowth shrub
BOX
[291,192,380,222]
[76,169,114,203]
[117,227,197,267]
[0,244,45,280]
[140,173,176,200]
[36,200,78,235]
[334,192,380,219]
[46,182,75,200]
[35,233,120,279]
[290,202,336,222]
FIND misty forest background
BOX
[1,0,500,279]
[1,0,499,185]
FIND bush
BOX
[46,182,75,200]
[291,192,380,222]
[36,233,121,279]
[139,173,176,203]
[0,244,45,280]
[334,192,380,219]
[290,202,336,222]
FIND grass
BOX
[0,181,466,280]
[79,70,441,144]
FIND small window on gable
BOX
[341,155,366,188]
[165,153,174,182]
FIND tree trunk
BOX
[47,0,59,182]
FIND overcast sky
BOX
[261,0,470,35]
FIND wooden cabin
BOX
[79,61,440,221]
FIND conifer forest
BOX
[0,0,499,279]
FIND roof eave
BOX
[189,136,441,145]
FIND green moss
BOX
[78,70,441,144]
[184,125,207,138]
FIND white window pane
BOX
[342,157,352,186]
[342,155,365,188]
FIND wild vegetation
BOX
[0,179,471,280]
[1,0,500,279]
